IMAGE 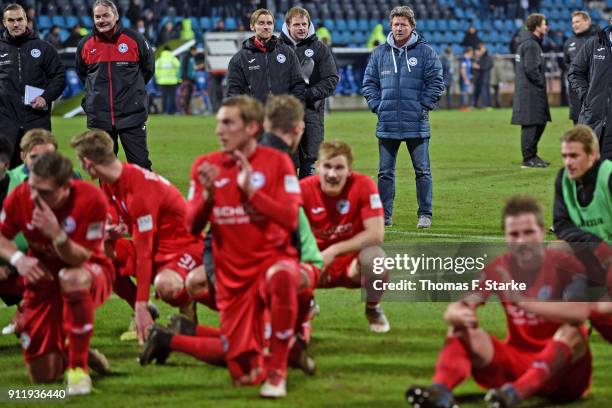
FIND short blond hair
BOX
[265,95,304,133]
[285,7,310,25]
[572,10,590,22]
[561,125,599,155]
[70,129,116,164]
[222,95,264,135]
[319,140,354,168]
[20,129,58,154]
[250,8,274,27]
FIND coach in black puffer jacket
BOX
[226,10,304,104]
[569,24,612,160]
[280,10,339,178]
[0,19,65,167]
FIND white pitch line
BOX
[385,230,505,241]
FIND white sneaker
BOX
[1,322,15,335]
[366,305,391,333]
[66,367,92,396]
[260,371,287,398]
[417,216,431,229]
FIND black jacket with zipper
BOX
[0,29,65,133]
[226,35,305,103]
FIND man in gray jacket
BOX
[280,7,339,178]
[511,13,551,169]
[362,6,443,229]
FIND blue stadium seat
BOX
[60,29,69,42]
[347,19,358,31]
[336,19,347,31]
[121,17,130,28]
[200,17,212,31]
[437,20,448,31]
[454,7,464,18]
[52,15,65,27]
[66,15,78,28]
[224,17,237,31]
[358,19,369,31]
[38,15,52,30]
[448,19,459,31]
[81,15,93,28]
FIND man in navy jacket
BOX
[363,6,443,228]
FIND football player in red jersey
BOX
[152,95,304,398]
[71,130,204,345]
[406,195,592,408]
[300,141,389,332]
[0,152,113,395]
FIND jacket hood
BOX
[386,31,420,50]
[280,22,316,46]
[600,25,612,44]
[0,28,37,44]
[516,30,540,45]
[243,35,280,52]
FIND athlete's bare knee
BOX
[359,245,386,270]
[59,267,92,293]
[27,352,64,383]
[265,261,293,282]
[185,266,208,297]
[154,270,184,301]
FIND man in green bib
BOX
[553,125,612,341]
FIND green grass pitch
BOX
[0,107,610,407]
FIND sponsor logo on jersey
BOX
[214,177,230,188]
[311,207,325,214]
[0,53,8,57]
[248,65,261,70]
[137,214,154,232]
[62,216,77,234]
[370,194,382,209]
[276,53,286,63]
[594,54,606,60]
[86,222,104,240]
[284,175,300,193]
[248,58,256,63]
[30,48,41,58]
[251,171,266,189]
[118,43,129,53]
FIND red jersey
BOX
[300,173,384,250]
[477,249,586,352]
[188,146,301,308]
[102,164,202,301]
[0,180,111,273]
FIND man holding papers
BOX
[0,4,66,168]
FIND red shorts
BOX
[219,258,300,380]
[473,336,592,400]
[19,262,112,362]
[318,252,360,289]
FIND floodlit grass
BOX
[0,108,609,407]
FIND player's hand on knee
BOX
[15,255,48,284]
[321,247,338,271]
[135,301,155,346]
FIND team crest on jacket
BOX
[276,53,286,63]
[118,43,129,53]
[30,48,41,58]
[305,49,314,57]
[408,57,418,66]
[336,199,350,214]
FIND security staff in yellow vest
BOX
[553,125,612,342]
[154,46,180,114]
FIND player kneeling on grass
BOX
[71,130,205,346]
[0,152,113,395]
[142,96,305,398]
[300,140,389,332]
[406,195,592,408]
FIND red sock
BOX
[432,336,472,390]
[170,334,225,365]
[513,340,572,399]
[266,267,298,376]
[295,290,313,342]
[113,274,136,309]
[63,289,94,371]
[195,325,221,338]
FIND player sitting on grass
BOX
[71,130,204,345]
[300,140,389,332]
[406,195,592,408]
[0,152,113,395]
[142,96,305,398]
[154,94,319,376]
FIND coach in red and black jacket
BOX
[76,0,154,169]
